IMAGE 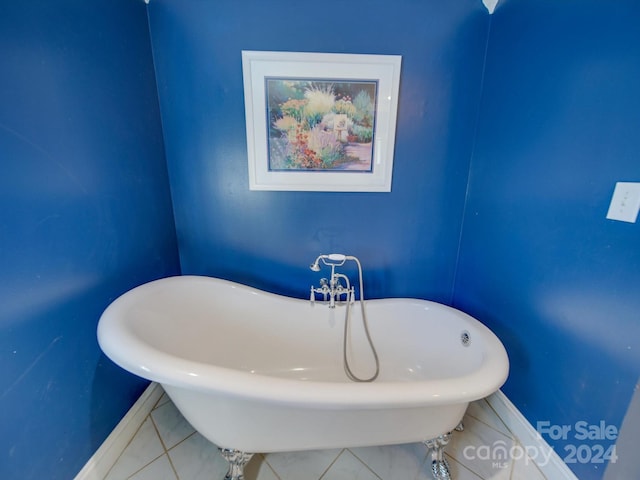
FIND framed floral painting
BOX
[242,51,401,192]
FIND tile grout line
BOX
[165,431,198,454]
[443,453,484,480]
[120,414,172,480]
[484,398,518,439]
[148,412,180,480]
[509,439,547,480]
[503,449,515,480]
[465,411,515,441]
[261,457,283,480]
[316,448,346,480]
[165,454,180,480]
[467,400,515,439]
[414,446,431,480]
[154,395,171,411]
[412,445,429,480]
[421,412,496,480]
[482,399,548,480]
[446,406,514,480]
[101,413,157,480]
[478,399,521,479]
[338,449,383,480]
[480,397,513,433]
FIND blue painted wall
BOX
[454,1,640,478]
[0,1,180,478]
[4,0,638,478]
[148,0,490,302]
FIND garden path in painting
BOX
[340,142,373,170]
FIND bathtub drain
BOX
[461,331,471,347]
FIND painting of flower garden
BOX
[266,78,377,172]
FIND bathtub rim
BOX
[97,275,509,409]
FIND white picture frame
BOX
[242,51,402,192]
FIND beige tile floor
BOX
[103,389,547,480]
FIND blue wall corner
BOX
[0,1,180,478]
[454,1,640,478]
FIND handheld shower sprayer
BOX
[309,259,322,272]
[309,254,347,272]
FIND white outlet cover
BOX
[606,182,640,223]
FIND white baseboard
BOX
[486,390,578,480]
[74,382,163,480]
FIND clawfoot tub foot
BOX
[218,448,253,480]
[423,424,461,480]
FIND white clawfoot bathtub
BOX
[98,275,508,478]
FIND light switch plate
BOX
[606,182,640,223]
